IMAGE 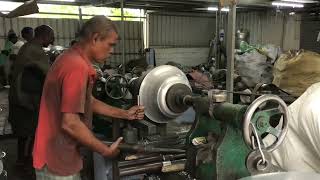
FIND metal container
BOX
[236,29,249,49]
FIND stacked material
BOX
[273,50,320,96]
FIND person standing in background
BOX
[0,30,18,86]
[9,25,54,180]
[12,27,34,56]
[9,27,34,84]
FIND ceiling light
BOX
[272,2,304,8]
[281,0,318,3]
[207,7,229,12]
[48,0,76,2]
[289,12,295,15]
[207,7,218,11]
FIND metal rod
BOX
[119,154,186,168]
[145,11,150,49]
[119,159,186,177]
[226,91,298,98]
[216,5,221,69]
[120,162,163,177]
[121,0,126,74]
[112,119,121,180]
[226,3,237,103]
[103,141,185,153]
[125,153,159,161]
[78,6,82,30]
[0,10,146,18]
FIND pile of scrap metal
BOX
[163,49,293,105]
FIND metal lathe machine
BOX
[92,65,320,180]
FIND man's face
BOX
[92,30,118,63]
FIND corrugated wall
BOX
[0,17,79,48]
[0,17,143,67]
[300,17,320,53]
[109,21,144,66]
[236,11,300,51]
[149,11,300,51]
[149,14,216,47]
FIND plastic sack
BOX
[265,82,320,172]
[259,44,281,64]
[235,50,273,88]
[273,50,320,96]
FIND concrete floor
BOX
[0,89,34,180]
[0,136,33,180]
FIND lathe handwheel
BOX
[243,95,289,152]
[105,74,128,100]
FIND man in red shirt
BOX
[33,16,144,179]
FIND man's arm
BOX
[91,96,129,119]
[91,96,144,120]
[62,112,122,157]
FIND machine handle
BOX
[243,94,289,152]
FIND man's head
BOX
[79,15,118,63]
[7,30,18,44]
[34,25,55,47]
[21,27,34,42]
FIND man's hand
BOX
[127,105,145,120]
[103,137,123,158]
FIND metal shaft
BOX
[103,141,185,154]
[125,153,158,161]
[119,159,186,177]
[120,162,162,177]
[119,154,186,168]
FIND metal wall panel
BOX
[149,14,216,47]
[0,17,79,48]
[300,18,320,53]
[149,11,300,51]
[236,11,300,50]
[0,17,143,67]
[107,21,143,67]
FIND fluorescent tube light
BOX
[272,2,304,8]
[281,0,318,3]
[49,0,76,2]
[207,7,229,12]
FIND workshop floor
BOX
[0,137,29,180]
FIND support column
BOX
[226,3,236,103]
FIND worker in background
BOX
[11,27,34,57]
[8,27,34,82]
[33,16,144,180]
[0,30,18,86]
[21,26,34,42]
[9,25,54,179]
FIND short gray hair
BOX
[79,15,118,40]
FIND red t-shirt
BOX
[33,46,96,176]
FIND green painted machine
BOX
[184,94,288,180]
